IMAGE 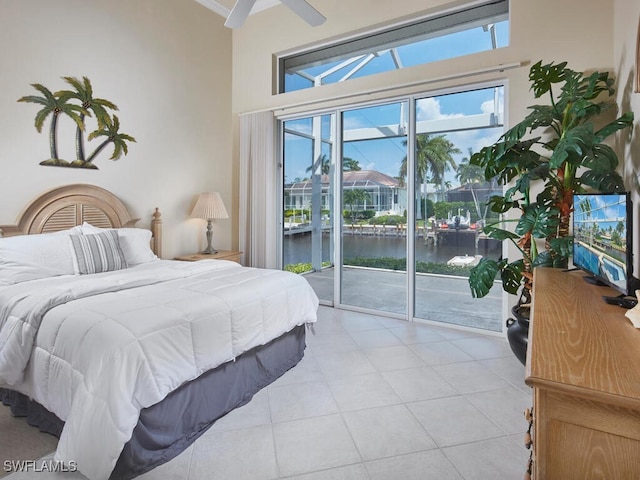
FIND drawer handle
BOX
[524,407,534,479]
[524,407,534,449]
[524,407,533,422]
[524,451,533,480]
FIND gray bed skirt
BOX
[0,324,307,480]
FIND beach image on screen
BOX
[573,194,628,292]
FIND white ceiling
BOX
[193,0,280,19]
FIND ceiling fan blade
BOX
[280,0,326,26]
[224,0,258,28]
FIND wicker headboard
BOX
[0,184,162,257]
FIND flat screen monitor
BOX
[572,192,632,295]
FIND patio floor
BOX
[303,267,503,332]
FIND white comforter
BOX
[0,260,318,479]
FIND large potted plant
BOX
[468,60,634,365]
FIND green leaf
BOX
[571,97,607,120]
[483,224,521,241]
[470,140,515,173]
[528,163,551,181]
[501,260,525,295]
[486,195,518,214]
[576,70,614,101]
[558,68,582,100]
[536,184,557,207]
[511,174,531,196]
[516,203,559,238]
[517,105,559,133]
[475,139,542,185]
[503,185,523,205]
[468,258,503,298]
[529,60,568,98]
[594,112,634,143]
[17,95,49,106]
[34,109,50,132]
[581,143,618,171]
[549,124,594,168]
[531,250,554,268]
[579,170,625,192]
[501,121,529,144]
[548,236,573,259]
[551,255,570,269]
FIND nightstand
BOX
[174,250,242,264]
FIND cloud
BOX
[472,130,503,153]
[343,116,371,130]
[285,123,312,136]
[364,161,376,170]
[480,89,504,115]
[416,97,464,122]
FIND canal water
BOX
[284,232,501,266]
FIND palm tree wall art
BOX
[18,76,135,169]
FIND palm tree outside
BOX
[398,133,461,218]
[419,134,460,200]
[343,157,361,171]
[456,148,493,224]
[343,189,371,225]
[306,153,330,175]
[305,154,361,175]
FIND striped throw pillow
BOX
[70,230,127,274]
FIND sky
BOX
[574,194,629,233]
[343,89,503,180]
[284,86,504,185]
[285,22,509,93]
[283,21,509,186]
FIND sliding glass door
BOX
[340,102,408,315]
[282,115,335,303]
[280,83,504,331]
[411,87,504,331]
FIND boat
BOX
[446,209,471,230]
[447,254,482,267]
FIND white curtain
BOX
[239,111,278,268]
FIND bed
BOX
[0,184,319,480]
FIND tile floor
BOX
[7,306,532,480]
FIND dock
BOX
[285,221,498,250]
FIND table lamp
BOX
[190,192,228,254]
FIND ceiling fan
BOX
[224,0,326,28]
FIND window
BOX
[278,0,509,93]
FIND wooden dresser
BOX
[525,268,640,479]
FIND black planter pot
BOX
[506,303,530,366]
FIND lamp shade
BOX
[190,192,229,220]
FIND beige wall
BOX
[614,0,640,275]
[0,0,232,259]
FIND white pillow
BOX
[69,230,127,274]
[81,223,157,265]
[56,226,84,235]
[0,259,62,286]
[0,231,78,277]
